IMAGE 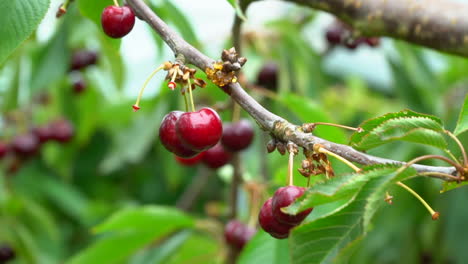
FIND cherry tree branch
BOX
[289,0,468,57]
[127,0,460,179]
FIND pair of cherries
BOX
[172,118,255,169]
[259,186,313,239]
[160,107,223,158]
[224,220,256,250]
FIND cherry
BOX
[174,152,205,166]
[224,220,256,250]
[0,141,9,159]
[176,108,223,152]
[202,142,231,169]
[258,198,293,239]
[271,186,312,226]
[365,37,380,47]
[325,25,344,45]
[257,62,278,90]
[72,77,87,94]
[11,133,39,157]
[70,50,98,71]
[32,125,53,144]
[50,119,74,143]
[101,5,135,38]
[159,111,198,158]
[221,119,254,152]
[0,245,15,262]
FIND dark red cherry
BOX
[50,119,74,143]
[325,26,344,45]
[32,125,53,144]
[365,37,380,47]
[70,50,98,71]
[257,62,278,90]
[272,186,312,226]
[258,198,293,239]
[202,142,231,169]
[159,111,198,158]
[0,141,9,159]
[73,77,87,94]
[0,245,15,262]
[101,5,135,38]
[11,133,39,157]
[176,108,223,152]
[174,152,205,166]
[224,220,256,250]
[221,119,254,152]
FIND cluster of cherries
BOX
[0,119,74,173]
[259,186,313,239]
[160,108,254,169]
[325,19,380,50]
[224,220,256,250]
[69,49,99,94]
[0,245,15,263]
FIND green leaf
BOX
[454,94,468,135]
[350,109,446,150]
[226,0,247,21]
[130,231,191,264]
[94,206,194,233]
[441,181,468,193]
[237,231,290,264]
[0,0,50,65]
[67,206,193,264]
[288,165,417,264]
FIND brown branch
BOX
[289,0,468,57]
[127,0,460,179]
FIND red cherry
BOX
[174,152,205,166]
[50,119,74,143]
[159,111,198,158]
[272,186,312,226]
[11,133,40,157]
[70,50,98,71]
[0,141,10,159]
[221,119,254,152]
[365,37,380,47]
[32,125,53,144]
[101,5,135,38]
[325,25,344,45]
[202,142,231,169]
[258,198,293,239]
[0,244,15,262]
[73,78,86,94]
[224,220,256,250]
[176,108,223,152]
[257,62,278,90]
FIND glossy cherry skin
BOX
[159,111,198,158]
[101,5,135,38]
[32,125,53,144]
[221,119,254,152]
[174,152,205,166]
[257,62,278,90]
[202,142,231,169]
[258,198,293,239]
[0,141,9,159]
[176,108,223,152]
[11,133,40,157]
[224,220,256,250]
[272,186,313,226]
[70,50,98,71]
[50,119,74,143]
[0,245,15,262]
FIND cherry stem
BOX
[310,122,363,132]
[187,77,195,112]
[113,0,119,7]
[170,66,178,84]
[443,149,460,164]
[133,64,164,110]
[396,154,464,176]
[183,90,189,112]
[445,130,468,167]
[418,172,461,181]
[232,102,241,122]
[396,181,439,220]
[287,146,294,186]
[317,146,361,173]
